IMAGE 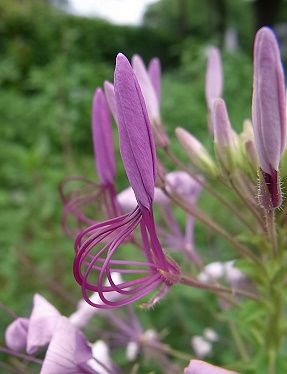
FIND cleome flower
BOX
[73,53,180,309]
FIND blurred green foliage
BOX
[0,0,258,372]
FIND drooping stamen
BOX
[74,205,179,309]
[60,176,120,237]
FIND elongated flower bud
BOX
[115,53,156,209]
[148,57,161,102]
[92,88,115,186]
[132,54,169,147]
[205,47,223,111]
[104,80,117,124]
[212,98,238,173]
[175,127,217,177]
[252,27,286,209]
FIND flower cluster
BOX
[3,26,287,373]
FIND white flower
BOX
[126,341,139,361]
[191,336,212,358]
[88,340,112,374]
[203,328,219,342]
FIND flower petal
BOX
[5,317,29,352]
[184,360,238,374]
[115,53,156,209]
[41,317,93,374]
[27,294,60,354]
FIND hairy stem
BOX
[265,209,278,257]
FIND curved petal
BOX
[5,318,29,352]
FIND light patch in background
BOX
[69,0,159,25]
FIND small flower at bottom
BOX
[73,53,180,309]
[184,360,238,374]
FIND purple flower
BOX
[73,53,179,309]
[60,88,120,236]
[252,27,286,208]
[5,294,60,355]
[40,317,95,374]
[184,360,238,374]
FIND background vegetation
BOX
[1,0,287,372]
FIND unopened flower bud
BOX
[212,98,238,174]
[252,27,286,209]
[175,127,218,177]
[240,120,258,176]
[205,47,223,112]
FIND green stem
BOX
[163,187,261,265]
[228,320,250,362]
[265,209,278,257]
[180,275,261,303]
[165,147,255,233]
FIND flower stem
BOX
[265,209,278,257]
[179,275,261,302]
[163,187,260,265]
[164,147,256,233]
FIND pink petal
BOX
[41,317,92,374]
[184,360,238,374]
[5,317,29,352]
[27,294,60,354]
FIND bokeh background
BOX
[1,0,287,372]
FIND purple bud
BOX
[115,53,156,209]
[205,47,223,111]
[252,27,286,208]
[92,88,115,186]
[132,54,160,126]
[212,98,237,171]
[148,57,161,102]
[104,81,117,124]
